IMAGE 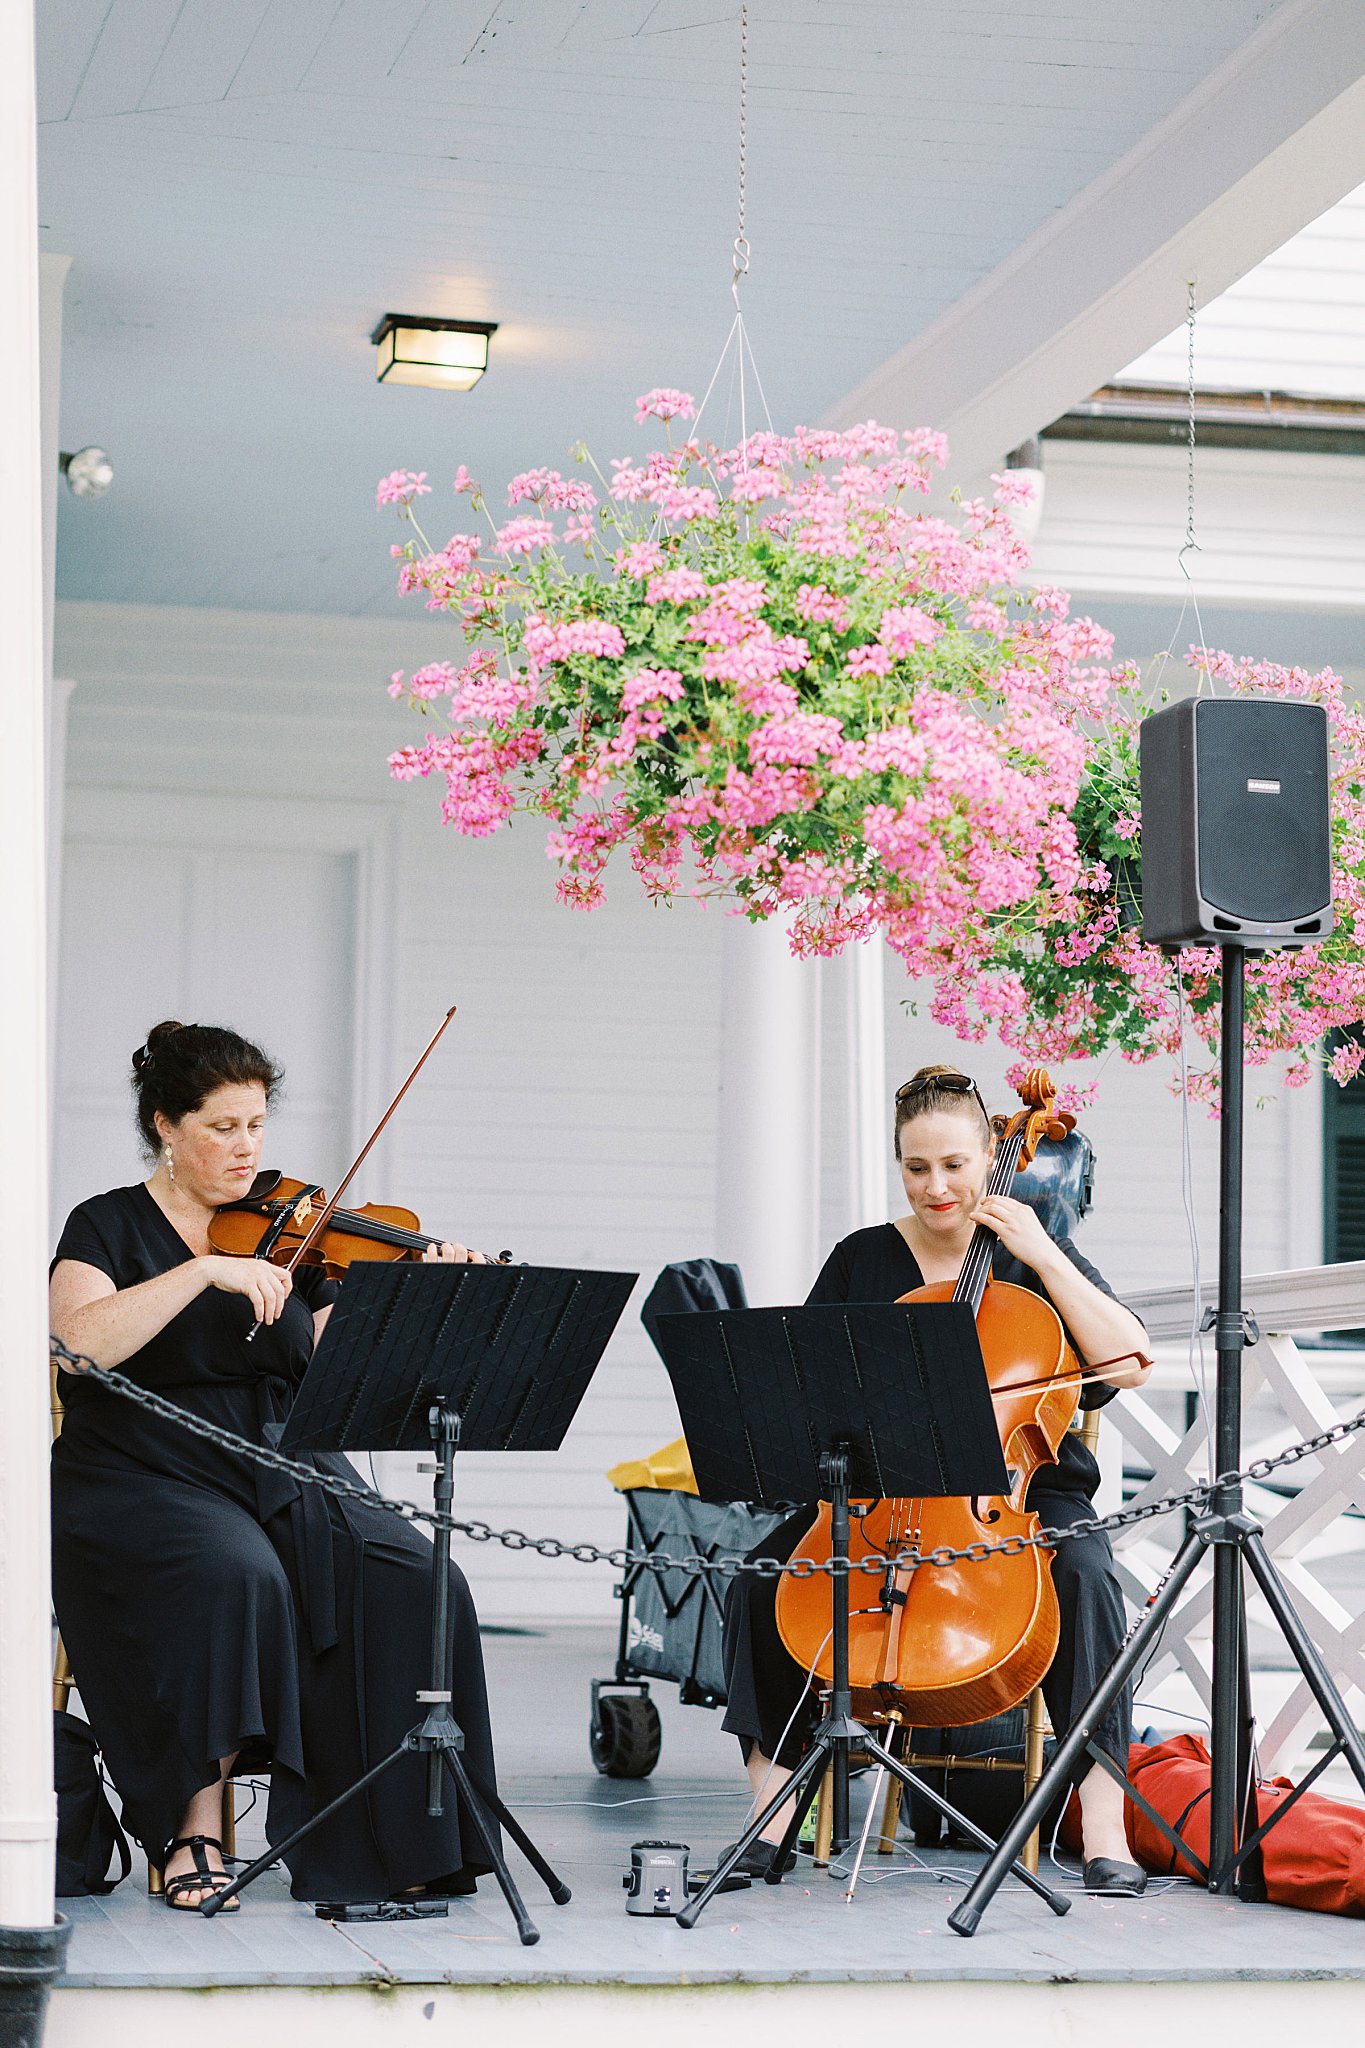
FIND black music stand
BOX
[649,1302,1073,1929]
[201,1258,636,1944]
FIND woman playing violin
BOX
[49,1019,496,1912]
[720,1064,1153,1893]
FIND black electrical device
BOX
[1138,696,1333,948]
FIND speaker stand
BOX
[948,945,1365,1934]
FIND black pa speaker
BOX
[1138,697,1333,948]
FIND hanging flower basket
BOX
[380,392,1365,1101]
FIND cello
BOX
[774,1068,1085,1727]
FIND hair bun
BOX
[127,1020,280,1159]
[132,1020,186,1074]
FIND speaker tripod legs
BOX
[1241,1528,1365,1800]
[948,1529,1206,1937]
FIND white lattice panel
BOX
[1109,1312,1365,1773]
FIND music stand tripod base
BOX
[676,1448,1069,1929]
[201,1400,568,1944]
[200,1260,634,1944]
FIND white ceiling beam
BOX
[822,0,1365,483]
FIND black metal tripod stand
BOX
[203,1403,570,1944]
[949,946,1365,1936]
[677,1447,1071,1928]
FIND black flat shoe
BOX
[718,1841,797,1880]
[1082,1856,1147,1895]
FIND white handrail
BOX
[1127,1259,1365,1341]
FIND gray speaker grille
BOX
[1195,700,1332,924]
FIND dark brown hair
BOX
[130,1020,282,1157]
[893,1063,993,1160]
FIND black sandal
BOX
[163,1834,239,1912]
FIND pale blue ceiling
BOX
[41,0,1288,617]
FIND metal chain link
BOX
[732,4,750,283]
[1182,279,1199,564]
[49,1335,1365,1582]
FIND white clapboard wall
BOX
[1118,181,1365,399]
[53,600,1325,1621]
[1032,179,1365,610]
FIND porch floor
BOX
[58,1626,1365,1992]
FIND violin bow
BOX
[244,1005,459,1339]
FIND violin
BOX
[208,1004,510,1338]
[774,1068,1088,1727]
[207,1171,512,1277]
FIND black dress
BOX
[51,1183,496,1902]
[721,1221,1135,1781]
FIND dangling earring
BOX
[164,1148,175,1184]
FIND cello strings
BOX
[955,1128,1025,1308]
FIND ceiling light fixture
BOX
[370,314,498,392]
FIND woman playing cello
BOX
[49,1019,496,1911]
[720,1064,1152,1894]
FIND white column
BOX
[714,917,822,1306]
[38,256,68,700]
[46,681,75,958]
[845,937,888,1231]
[0,0,58,1926]
[39,253,70,1064]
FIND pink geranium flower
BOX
[376,470,430,508]
[378,392,1365,1098]
[635,387,696,424]
[494,517,555,556]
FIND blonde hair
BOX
[894,1064,993,1160]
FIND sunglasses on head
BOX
[895,1072,989,1121]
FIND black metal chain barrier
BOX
[48,1334,1365,1583]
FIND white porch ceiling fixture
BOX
[371,313,497,391]
[35,0,1365,619]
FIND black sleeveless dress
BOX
[51,1183,496,1901]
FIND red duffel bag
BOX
[1062,1732,1365,1914]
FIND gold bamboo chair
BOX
[809,1406,1104,1875]
[51,1359,235,1893]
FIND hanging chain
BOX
[1182,279,1199,564]
[48,1335,1365,1583]
[732,4,750,286]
